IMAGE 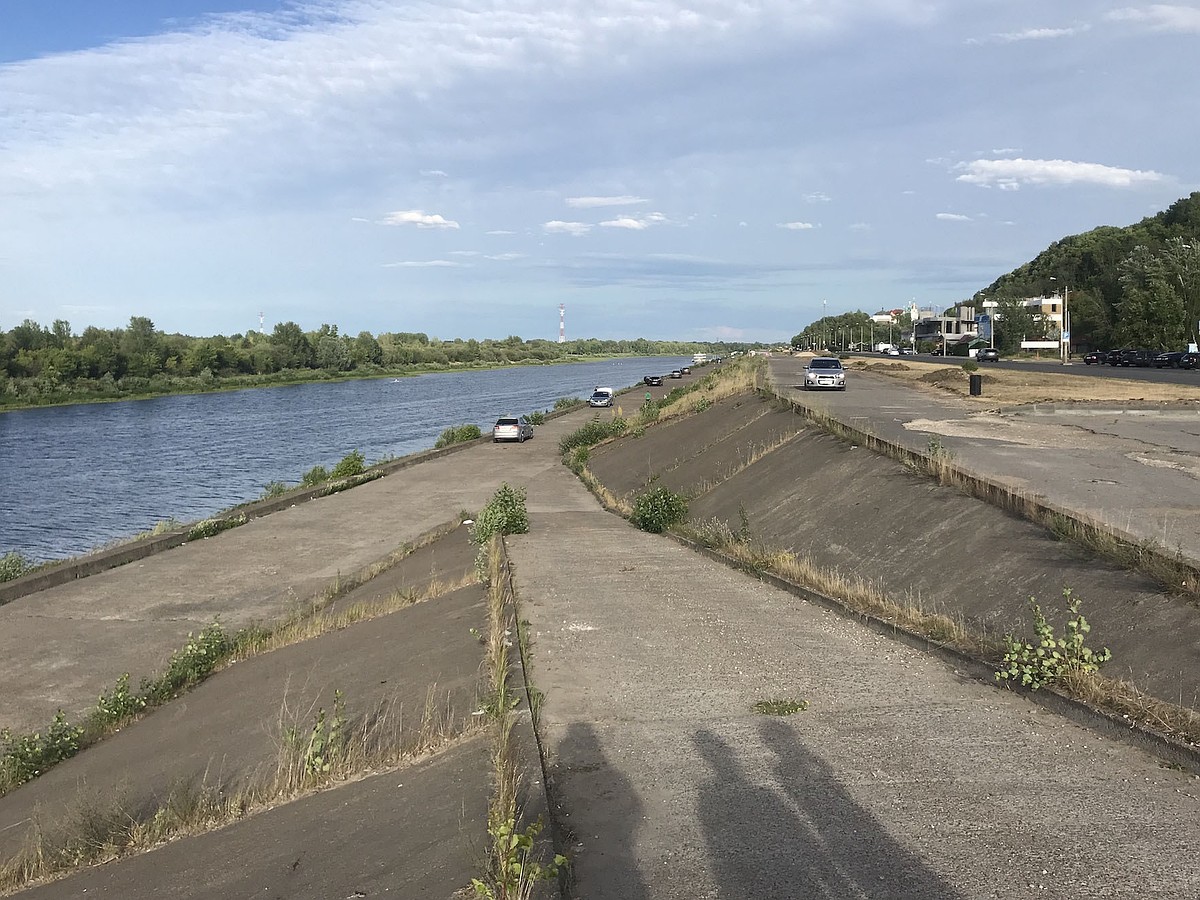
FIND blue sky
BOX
[1,1,1197,343]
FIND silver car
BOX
[493,415,534,443]
[803,357,846,391]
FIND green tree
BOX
[271,321,313,369]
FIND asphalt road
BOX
[840,351,1200,386]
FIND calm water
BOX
[1,357,692,562]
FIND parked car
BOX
[803,357,846,391]
[1183,352,1200,370]
[1083,350,1107,365]
[492,415,534,443]
[977,347,1000,362]
[643,374,664,386]
[1105,349,1124,366]
[1154,351,1186,368]
[1118,349,1155,367]
[588,388,614,408]
[680,366,691,374]
[882,347,901,357]
[670,369,683,378]
[899,347,916,356]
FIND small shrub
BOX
[284,690,347,779]
[471,484,530,545]
[301,465,330,487]
[0,551,33,583]
[1,711,85,786]
[473,818,567,900]
[630,487,688,534]
[260,480,290,499]
[996,591,1112,690]
[553,396,583,410]
[142,621,232,704]
[331,450,366,478]
[961,360,979,373]
[566,446,590,473]
[695,396,713,412]
[185,513,246,542]
[559,416,628,454]
[93,673,148,724]
[434,424,483,449]
[527,411,546,426]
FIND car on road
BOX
[680,366,691,374]
[977,347,1000,362]
[670,369,683,378]
[643,374,664,386]
[900,347,916,356]
[882,347,901,356]
[1084,350,1107,365]
[588,388,614,408]
[803,356,846,390]
[493,415,534,443]
[1155,351,1187,368]
[1184,352,1200,370]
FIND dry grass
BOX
[847,357,1200,405]
[0,686,473,895]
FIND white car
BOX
[803,357,847,391]
[493,415,534,442]
[588,388,614,408]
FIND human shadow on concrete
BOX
[554,722,650,900]
[694,722,960,899]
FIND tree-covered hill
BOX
[976,192,1200,350]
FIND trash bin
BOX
[969,373,982,396]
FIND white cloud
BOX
[485,252,525,261]
[420,169,448,177]
[778,221,816,230]
[936,212,971,221]
[449,250,480,256]
[383,210,460,229]
[803,191,832,203]
[382,259,470,267]
[991,147,1021,155]
[994,26,1084,42]
[1106,5,1200,32]
[955,158,1166,189]
[848,222,871,231]
[485,230,516,235]
[600,212,667,230]
[543,220,592,236]
[566,195,649,208]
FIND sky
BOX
[1,1,1198,344]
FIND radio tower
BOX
[558,303,566,343]
[259,311,265,334]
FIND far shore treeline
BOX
[0,319,751,410]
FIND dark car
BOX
[1154,351,1186,368]
[1183,352,1200,370]
[1118,349,1155,367]
[977,347,1000,362]
[1084,350,1106,365]
[1105,349,1124,365]
[643,374,664,386]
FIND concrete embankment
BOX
[6,364,1200,898]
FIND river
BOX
[0,357,693,562]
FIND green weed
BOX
[434,424,483,448]
[630,486,688,534]
[753,699,809,716]
[996,590,1112,690]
